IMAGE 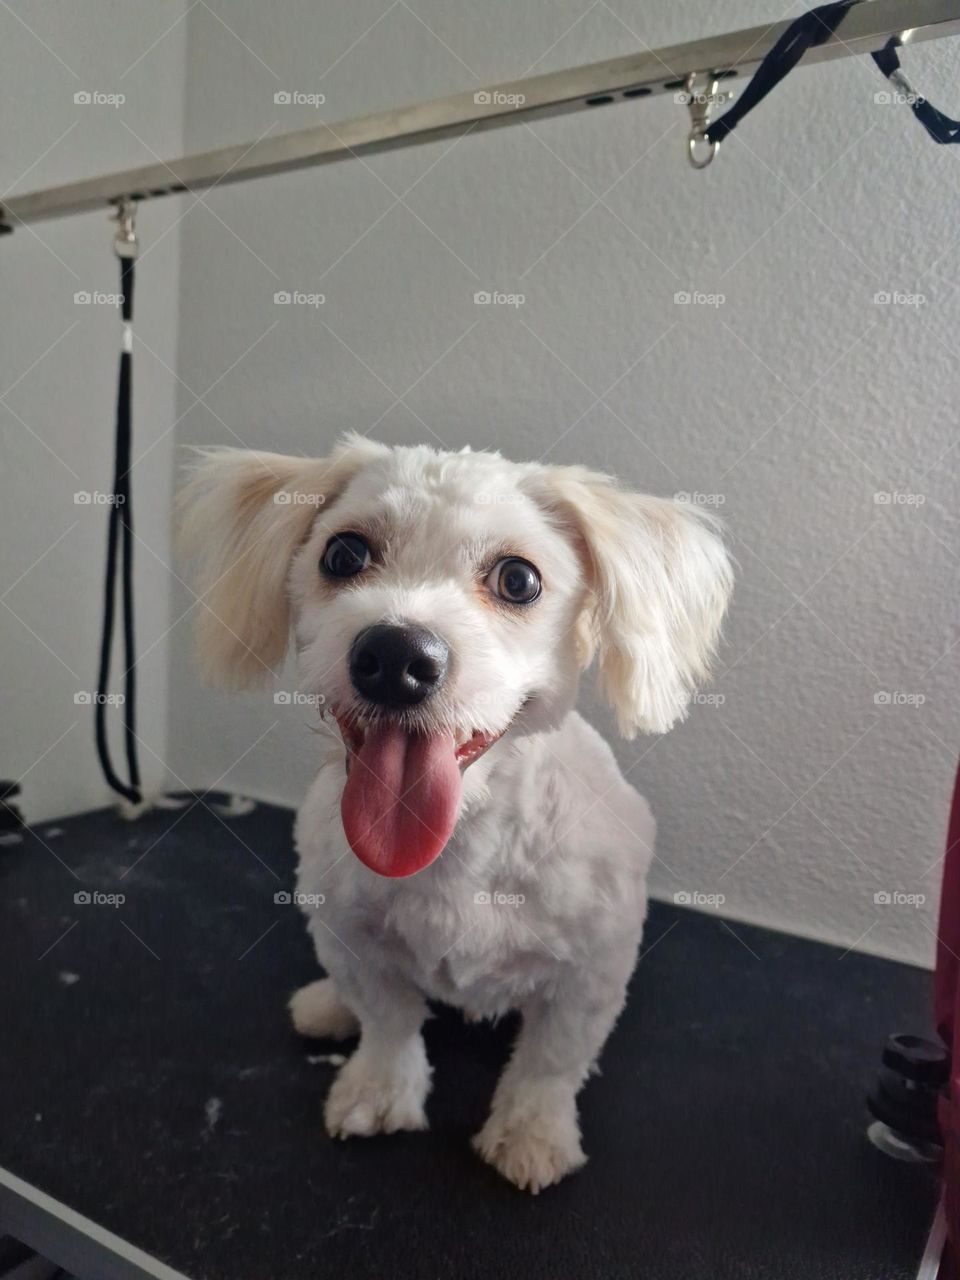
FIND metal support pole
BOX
[1,0,958,232]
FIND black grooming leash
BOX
[872,38,960,144]
[703,1,960,148]
[94,202,142,807]
[705,1,856,147]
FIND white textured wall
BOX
[0,1,187,820]
[27,0,944,967]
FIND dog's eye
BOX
[487,557,541,605]
[322,533,370,578]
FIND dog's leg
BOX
[312,948,431,1140]
[324,987,431,1139]
[474,966,631,1193]
[289,978,360,1040]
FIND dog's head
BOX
[179,435,732,877]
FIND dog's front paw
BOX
[473,1084,586,1194]
[324,1042,431,1139]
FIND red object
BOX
[936,764,960,1272]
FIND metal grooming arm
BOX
[2,0,959,231]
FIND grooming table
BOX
[0,796,940,1280]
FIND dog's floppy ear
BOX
[530,464,733,738]
[178,434,385,687]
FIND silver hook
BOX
[887,61,921,103]
[681,72,734,169]
[111,197,138,259]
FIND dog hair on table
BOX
[179,434,733,1194]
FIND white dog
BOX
[180,435,732,1193]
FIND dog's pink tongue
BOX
[341,722,461,877]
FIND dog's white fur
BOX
[180,435,733,1193]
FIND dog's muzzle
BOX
[348,623,449,708]
[337,626,509,879]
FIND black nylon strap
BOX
[872,39,960,144]
[94,254,142,806]
[120,253,133,321]
[706,1,856,145]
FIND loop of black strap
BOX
[705,1,856,146]
[704,1,960,150]
[872,39,960,145]
[94,254,142,806]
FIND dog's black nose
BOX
[349,624,449,708]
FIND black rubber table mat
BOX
[0,794,939,1279]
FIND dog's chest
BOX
[378,885,561,1012]
[293,726,645,1013]
[297,789,566,1012]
